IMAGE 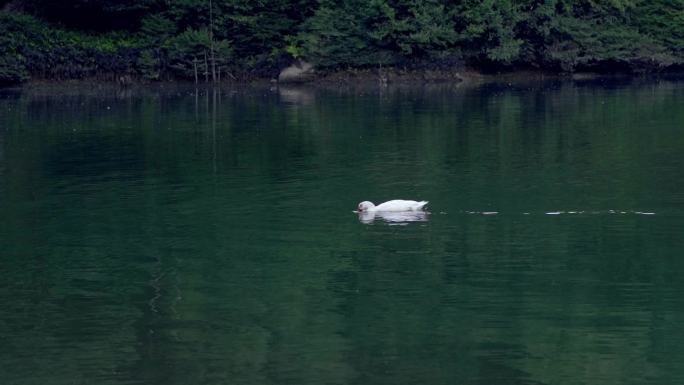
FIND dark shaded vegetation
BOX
[1,0,683,85]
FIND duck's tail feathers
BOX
[417,201,429,210]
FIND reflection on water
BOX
[357,210,429,224]
[1,79,684,385]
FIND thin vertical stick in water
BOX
[204,51,208,82]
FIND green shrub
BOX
[165,28,232,79]
[2,0,684,84]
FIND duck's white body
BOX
[357,200,428,212]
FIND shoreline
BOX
[3,68,683,93]
[288,64,684,85]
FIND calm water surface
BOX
[1,80,684,385]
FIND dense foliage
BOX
[1,0,683,84]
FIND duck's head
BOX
[357,201,375,212]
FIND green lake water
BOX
[1,79,684,385]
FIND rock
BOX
[117,74,133,86]
[278,61,315,83]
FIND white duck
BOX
[357,200,428,212]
